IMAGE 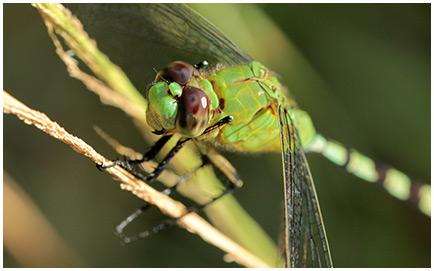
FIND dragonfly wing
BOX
[65,4,252,67]
[278,104,333,268]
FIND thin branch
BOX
[3,90,270,268]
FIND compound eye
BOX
[176,86,210,138]
[156,61,194,86]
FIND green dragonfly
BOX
[60,3,429,268]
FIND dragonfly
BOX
[62,3,429,268]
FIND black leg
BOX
[129,164,242,240]
[98,135,172,170]
[114,148,243,243]
[140,116,234,183]
[114,169,197,244]
[202,116,233,136]
[116,212,178,244]
[110,115,237,243]
[114,203,152,244]
[98,135,188,183]
[98,116,233,183]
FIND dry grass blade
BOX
[3,90,270,268]
[33,3,147,124]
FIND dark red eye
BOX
[176,86,210,138]
[156,61,194,86]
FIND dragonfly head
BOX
[146,61,212,138]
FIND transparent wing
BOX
[65,4,252,66]
[278,104,333,268]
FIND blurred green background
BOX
[4,3,430,268]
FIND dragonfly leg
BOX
[98,135,190,183]
[166,145,243,219]
[98,116,233,184]
[115,204,180,244]
[155,149,243,232]
[114,203,153,244]
[97,135,172,170]
[120,116,233,183]
[113,146,243,244]
[112,116,237,243]
[117,216,178,244]
[113,167,198,244]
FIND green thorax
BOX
[203,61,283,152]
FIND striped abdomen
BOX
[306,134,430,217]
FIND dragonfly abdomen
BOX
[306,134,431,216]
